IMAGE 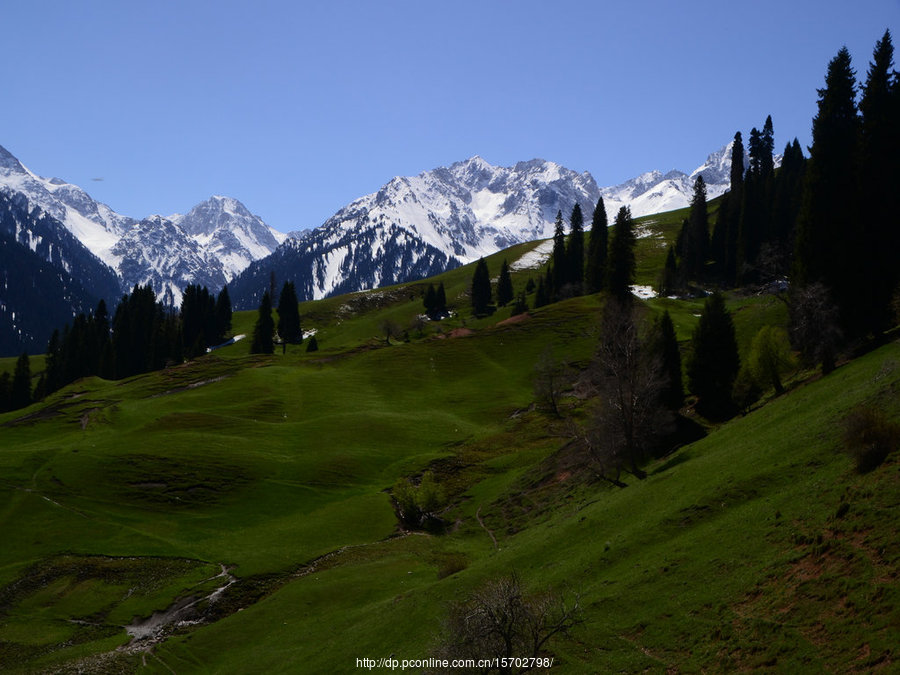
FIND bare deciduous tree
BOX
[788,282,842,373]
[431,573,580,674]
[585,300,673,480]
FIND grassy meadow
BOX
[0,209,897,673]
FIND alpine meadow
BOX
[1,22,900,675]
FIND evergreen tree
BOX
[471,258,492,316]
[11,352,32,410]
[550,210,567,298]
[686,293,740,419]
[436,282,447,315]
[44,329,62,396]
[794,46,861,334]
[496,259,514,307]
[277,281,302,343]
[0,372,10,413]
[534,277,548,308]
[306,335,319,352]
[859,30,899,332]
[423,283,437,315]
[215,286,232,343]
[760,115,776,179]
[730,130,745,191]
[605,206,636,300]
[680,175,709,281]
[648,309,684,411]
[566,203,584,293]
[250,291,275,354]
[585,197,609,293]
[658,246,679,297]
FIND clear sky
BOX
[1,1,896,233]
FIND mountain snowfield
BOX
[229,142,748,306]
[1,139,748,311]
[0,145,285,305]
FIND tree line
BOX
[1,283,233,413]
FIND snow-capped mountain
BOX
[231,156,601,306]
[0,188,122,354]
[600,141,749,219]
[0,145,284,306]
[231,144,745,308]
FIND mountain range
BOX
[0,141,745,351]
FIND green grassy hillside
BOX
[0,210,897,673]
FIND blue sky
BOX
[2,1,896,233]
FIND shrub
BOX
[842,405,900,473]
[391,471,445,530]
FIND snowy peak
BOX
[0,144,285,305]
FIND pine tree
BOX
[277,281,302,343]
[730,131,745,191]
[711,131,745,285]
[794,46,860,334]
[534,277,548,308]
[471,258,492,316]
[658,246,679,296]
[605,206,636,300]
[585,197,608,293]
[44,329,62,396]
[11,352,32,410]
[648,310,683,411]
[686,293,740,419]
[423,283,437,315]
[215,286,232,343]
[306,335,319,352]
[496,259,514,307]
[680,175,709,281]
[436,282,447,315]
[760,115,775,179]
[859,30,899,332]
[567,203,584,293]
[250,291,275,354]
[550,210,567,298]
[0,372,10,413]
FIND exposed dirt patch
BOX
[495,313,530,327]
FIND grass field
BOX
[1,207,897,673]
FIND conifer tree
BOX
[658,246,679,297]
[250,291,275,354]
[730,131,745,191]
[436,282,447,315]
[585,197,608,293]
[306,335,319,352]
[648,309,683,411]
[534,277,548,308]
[605,206,636,300]
[550,210,567,298]
[215,286,232,342]
[567,203,584,293]
[859,29,899,332]
[794,46,860,333]
[11,352,32,410]
[471,258,492,316]
[496,259,514,307]
[686,293,740,419]
[44,329,62,396]
[0,372,10,413]
[680,175,709,281]
[760,115,775,179]
[277,281,302,343]
[423,283,437,315]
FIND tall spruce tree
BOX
[250,291,275,354]
[585,197,609,293]
[680,175,709,281]
[496,259,514,307]
[794,46,861,334]
[605,206,636,300]
[277,281,302,343]
[471,258,492,316]
[216,286,232,342]
[11,352,32,410]
[550,210,567,298]
[686,293,740,419]
[435,282,447,315]
[648,309,684,411]
[567,203,585,293]
[859,30,899,332]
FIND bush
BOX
[842,405,900,473]
[391,471,445,530]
